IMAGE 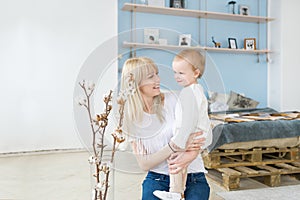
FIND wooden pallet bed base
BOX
[203,147,300,169]
[207,162,300,190]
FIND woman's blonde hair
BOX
[121,57,165,124]
[173,49,206,78]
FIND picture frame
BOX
[228,38,238,49]
[239,5,250,16]
[170,0,186,9]
[144,28,159,44]
[178,34,191,46]
[244,38,256,50]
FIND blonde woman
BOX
[121,57,210,200]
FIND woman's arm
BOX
[131,141,173,171]
[132,132,205,171]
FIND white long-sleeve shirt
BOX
[171,84,212,150]
[128,92,207,175]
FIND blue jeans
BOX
[142,171,210,200]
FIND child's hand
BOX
[186,131,205,151]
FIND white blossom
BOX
[96,182,105,192]
[86,80,95,91]
[103,161,112,169]
[117,86,135,103]
[76,96,87,106]
[88,156,96,164]
[79,80,86,86]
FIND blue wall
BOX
[118,0,268,107]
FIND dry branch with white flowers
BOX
[77,75,134,200]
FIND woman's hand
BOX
[167,150,199,174]
[186,131,206,151]
[167,131,205,174]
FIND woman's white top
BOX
[171,83,213,150]
[128,92,207,175]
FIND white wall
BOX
[269,0,300,111]
[0,0,117,153]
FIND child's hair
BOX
[173,49,206,78]
[121,57,165,124]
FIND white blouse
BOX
[129,92,207,175]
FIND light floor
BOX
[1,149,300,200]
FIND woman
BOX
[120,57,210,200]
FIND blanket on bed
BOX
[207,108,300,152]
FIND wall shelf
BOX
[123,41,272,54]
[122,3,274,23]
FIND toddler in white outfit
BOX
[154,50,212,200]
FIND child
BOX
[153,49,212,200]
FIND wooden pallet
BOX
[206,162,300,190]
[203,147,300,169]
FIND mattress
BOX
[207,108,300,151]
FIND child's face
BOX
[172,59,199,87]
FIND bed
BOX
[203,107,300,190]
[208,107,300,152]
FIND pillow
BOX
[209,101,229,112]
[227,91,259,110]
[208,91,230,104]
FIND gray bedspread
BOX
[207,108,300,152]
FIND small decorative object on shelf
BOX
[227,1,237,14]
[212,36,221,48]
[228,38,238,49]
[239,5,250,16]
[179,34,191,46]
[144,28,159,44]
[148,0,165,7]
[76,76,135,200]
[244,38,256,50]
[170,0,186,9]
